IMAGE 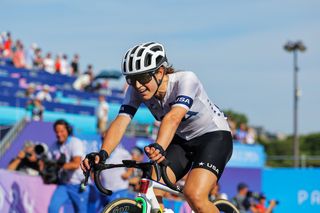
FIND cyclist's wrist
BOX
[99,149,109,163]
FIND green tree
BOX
[224,109,248,127]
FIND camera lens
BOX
[35,144,45,155]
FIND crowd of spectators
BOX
[0,31,80,77]
[227,118,257,145]
[231,182,277,213]
[0,31,113,93]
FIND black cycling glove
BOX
[146,143,166,156]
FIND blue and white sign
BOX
[263,168,320,212]
[227,143,265,168]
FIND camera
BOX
[269,200,280,205]
[34,143,48,159]
[40,153,66,184]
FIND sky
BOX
[1,0,319,135]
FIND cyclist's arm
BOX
[156,106,187,149]
[101,114,131,155]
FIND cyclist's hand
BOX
[80,150,109,173]
[80,153,99,173]
[144,143,166,163]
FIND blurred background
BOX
[0,0,319,212]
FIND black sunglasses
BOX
[125,72,154,85]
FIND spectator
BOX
[33,48,43,70]
[60,54,69,75]
[36,84,52,102]
[246,127,257,145]
[12,41,25,68]
[232,182,255,213]
[235,123,248,143]
[70,54,80,76]
[209,183,228,202]
[73,64,94,91]
[3,32,12,58]
[30,98,45,121]
[252,194,277,213]
[96,95,109,135]
[146,120,161,140]
[43,52,55,74]
[48,119,89,213]
[54,54,61,73]
[7,141,40,176]
[25,83,36,99]
[100,144,131,206]
[121,146,144,191]
[25,43,38,69]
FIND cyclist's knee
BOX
[183,188,206,208]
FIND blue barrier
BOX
[0,95,94,115]
[0,76,19,87]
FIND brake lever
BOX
[154,162,161,182]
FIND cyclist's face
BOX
[55,124,69,143]
[128,73,159,101]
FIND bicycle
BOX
[83,158,239,213]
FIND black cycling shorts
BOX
[165,130,233,181]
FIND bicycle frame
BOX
[136,177,184,212]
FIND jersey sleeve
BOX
[172,71,199,110]
[118,86,141,119]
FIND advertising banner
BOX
[0,169,56,213]
[263,168,320,212]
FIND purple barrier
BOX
[0,121,56,168]
[219,167,262,198]
[0,169,56,213]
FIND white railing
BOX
[0,117,27,158]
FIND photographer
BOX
[47,119,89,213]
[252,194,277,213]
[8,141,40,176]
[232,182,256,213]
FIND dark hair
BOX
[53,119,73,135]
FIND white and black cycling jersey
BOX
[119,71,231,141]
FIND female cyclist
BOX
[81,42,233,213]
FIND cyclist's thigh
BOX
[191,131,233,180]
[165,141,193,181]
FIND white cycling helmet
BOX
[122,42,168,76]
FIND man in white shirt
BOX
[36,84,52,102]
[96,95,109,135]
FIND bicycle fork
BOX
[135,178,163,213]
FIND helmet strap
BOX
[152,69,165,98]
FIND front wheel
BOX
[102,198,143,213]
[213,199,240,213]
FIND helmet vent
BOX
[129,56,133,71]
[136,60,141,70]
[137,48,144,57]
[145,53,152,67]
[123,61,127,72]
[156,55,163,65]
